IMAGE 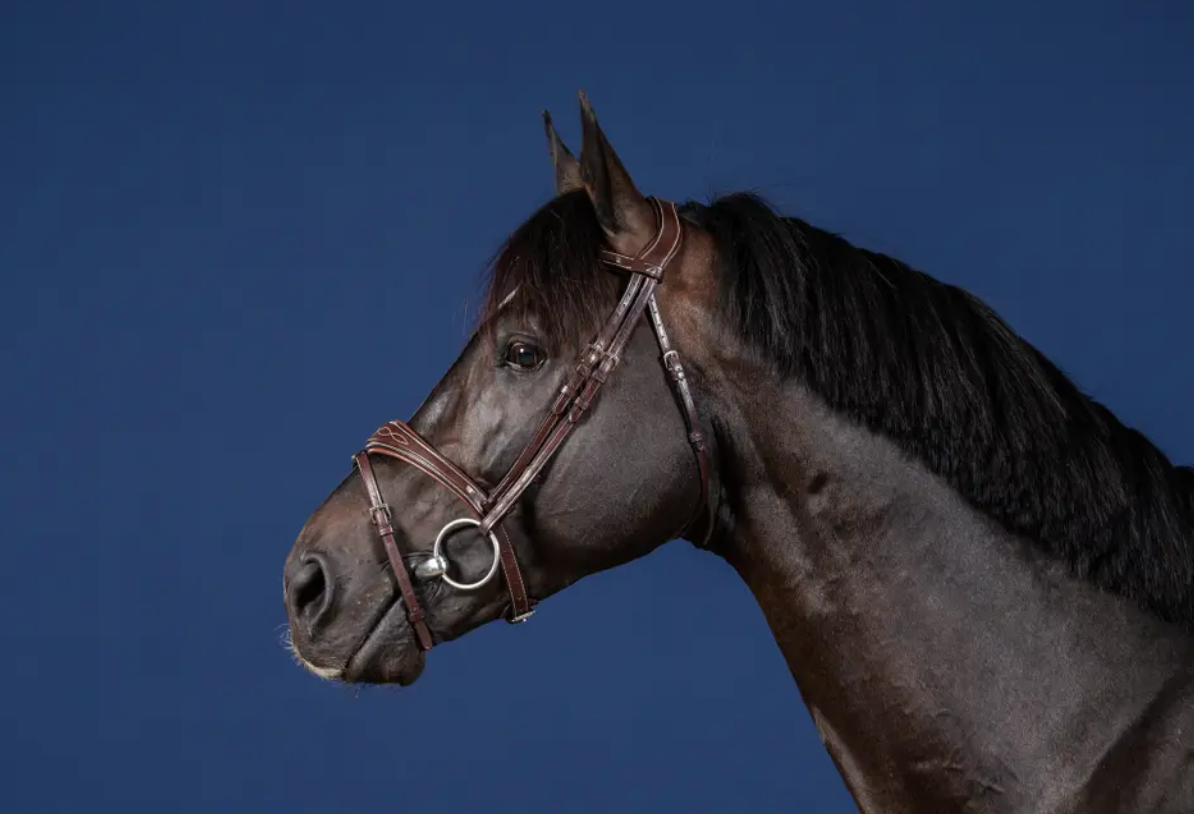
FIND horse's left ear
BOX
[542,111,583,195]
[577,91,656,256]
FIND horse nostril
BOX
[289,556,333,627]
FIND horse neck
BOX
[708,371,1193,812]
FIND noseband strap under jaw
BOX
[353,197,712,652]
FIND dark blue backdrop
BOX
[3,2,1191,811]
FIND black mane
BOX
[479,191,622,351]
[481,189,1194,628]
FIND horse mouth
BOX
[342,596,427,686]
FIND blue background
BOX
[3,2,1191,811]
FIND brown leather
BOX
[647,292,713,546]
[361,422,536,624]
[354,451,435,651]
[353,196,712,651]
[366,422,486,511]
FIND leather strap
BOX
[598,197,683,277]
[362,422,535,626]
[647,293,713,546]
[366,422,486,511]
[354,451,435,651]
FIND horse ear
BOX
[542,111,583,195]
[577,91,656,254]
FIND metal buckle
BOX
[662,349,683,376]
[507,609,536,624]
[583,341,614,369]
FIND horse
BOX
[282,92,1194,813]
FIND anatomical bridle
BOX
[352,197,711,651]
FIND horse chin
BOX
[342,601,427,686]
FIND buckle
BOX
[369,503,392,525]
[662,349,686,379]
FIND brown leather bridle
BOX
[352,197,711,652]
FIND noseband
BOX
[352,198,711,651]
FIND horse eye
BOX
[502,340,545,370]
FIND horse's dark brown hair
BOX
[478,190,623,353]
